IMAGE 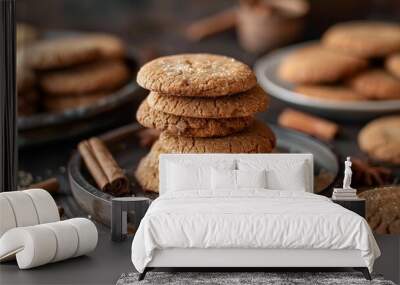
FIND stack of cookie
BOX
[134,53,276,193]
[279,21,400,101]
[24,33,130,113]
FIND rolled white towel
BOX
[0,191,39,227]
[0,190,60,238]
[0,196,17,237]
[0,218,98,269]
[24,189,59,224]
[66,218,98,257]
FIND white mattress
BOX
[131,190,380,273]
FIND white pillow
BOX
[238,160,307,191]
[211,169,268,190]
[236,169,267,189]
[167,162,210,191]
[211,168,236,190]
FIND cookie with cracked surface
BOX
[358,186,400,234]
[159,120,276,153]
[43,93,110,113]
[40,60,130,96]
[278,44,368,84]
[137,100,254,137]
[135,140,165,193]
[137,53,257,97]
[147,85,268,119]
[295,85,364,101]
[358,115,400,164]
[349,69,400,100]
[27,34,126,70]
[322,21,400,58]
[385,53,400,79]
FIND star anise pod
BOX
[351,158,392,187]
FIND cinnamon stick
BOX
[185,7,237,41]
[278,108,339,141]
[28,177,59,195]
[78,137,129,196]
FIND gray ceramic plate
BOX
[254,42,400,121]
[68,123,339,226]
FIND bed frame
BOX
[139,154,371,281]
[140,248,370,280]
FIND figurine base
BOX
[333,188,357,193]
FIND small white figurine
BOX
[343,157,353,189]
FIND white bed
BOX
[131,154,380,280]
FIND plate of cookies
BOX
[68,53,339,226]
[17,29,144,145]
[255,21,400,121]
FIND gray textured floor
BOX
[117,272,395,285]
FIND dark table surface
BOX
[2,0,399,284]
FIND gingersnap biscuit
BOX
[322,21,400,58]
[135,140,165,193]
[81,34,126,59]
[137,53,257,97]
[358,186,400,234]
[385,53,400,79]
[358,115,400,164]
[349,69,400,100]
[159,120,276,154]
[137,100,254,137]
[40,60,130,96]
[295,85,364,101]
[43,93,110,113]
[147,85,268,119]
[27,34,126,70]
[278,44,367,84]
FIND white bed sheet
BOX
[131,190,380,273]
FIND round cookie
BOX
[159,120,276,154]
[349,69,400,100]
[40,60,130,96]
[358,115,400,164]
[43,93,109,113]
[27,34,126,70]
[322,21,400,58]
[82,34,126,59]
[137,53,257,97]
[278,44,367,84]
[147,85,268,119]
[135,140,165,193]
[295,85,365,101]
[385,53,400,79]
[358,186,400,234]
[137,100,254,137]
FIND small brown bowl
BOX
[237,0,309,54]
